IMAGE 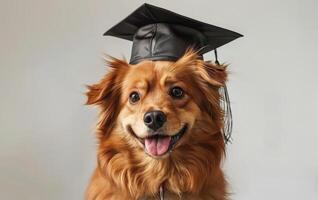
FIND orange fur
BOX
[86,50,229,200]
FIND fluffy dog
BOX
[86,50,229,200]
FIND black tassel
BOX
[214,49,233,143]
[220,85,233,144]
[214,49,220,65]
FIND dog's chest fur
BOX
[140,193,204,200]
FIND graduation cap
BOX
[104,3,243,64]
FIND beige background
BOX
[1,0,318,199]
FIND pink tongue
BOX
[145,136,171,156]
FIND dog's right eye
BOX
[129,92,140,104]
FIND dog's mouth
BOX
[127,124,188,157]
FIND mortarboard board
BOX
[104,3,243,64]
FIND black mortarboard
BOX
[104,3,242,64]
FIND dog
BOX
[85,49,229,200]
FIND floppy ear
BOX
[194,61,227,119]
[195,62,233,143]
[171,49,227,87]
[195,61,228,87]
[86,58,129,137]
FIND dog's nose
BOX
[143,110,167,131]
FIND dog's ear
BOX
[86,57,129,136]
[171,49,227,87]
[86,71,117,106]
[193,61,230,134]
[194,62,228,87]
[196,62,233,143]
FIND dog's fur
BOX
[86,50,229,200]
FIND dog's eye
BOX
[129,91,140,104]
[170,87,184,99]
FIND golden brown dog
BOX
[86,50,229,200]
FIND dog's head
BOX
[87,50,228,159]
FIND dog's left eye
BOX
[169,86,184,99]
[129,91,140,104]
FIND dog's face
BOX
[118,60,201,158]
[87,51,227,159]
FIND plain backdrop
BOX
[1,0,318,199]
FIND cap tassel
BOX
[214,48,233,143]
[214,49,220,65]
[220,85,233,144]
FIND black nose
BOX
[143,110,167,131]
